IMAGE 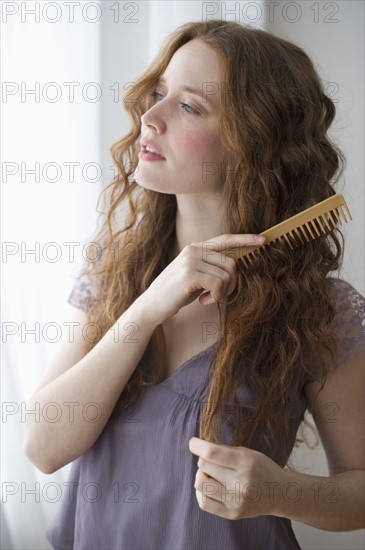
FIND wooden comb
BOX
[224,193,352,267]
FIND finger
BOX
[193,255,234,278]
[188,244,237,272]
[195,470,223,502]
[189,437,243,469]
[199,291,229,305]
[203,233,265,248]
[199,292,217,305]
[195,486,231,519]
[187,267,231,304]
[193,250,238,301]
[198,265,231,303]
[192,234,265,262]
[197,460,235,489]
[184,243,238,292]
[196,470,241,509]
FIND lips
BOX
[139,138,166,159]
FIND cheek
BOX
[175,130,222,159]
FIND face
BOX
[136,38,227,195]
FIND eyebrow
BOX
[157,75,216,105]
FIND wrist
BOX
[271,467,296,518]
[131,293,162,331]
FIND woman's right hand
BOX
[140,233,265,326]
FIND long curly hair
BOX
[78,20,346,465]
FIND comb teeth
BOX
[225,194,352,265]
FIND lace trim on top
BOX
[66,274,365,377]
[67,273,99,312]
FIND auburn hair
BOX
[78,20,345,465]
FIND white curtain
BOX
[1,2,102,548]
[1,1,363,549]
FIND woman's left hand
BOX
[188,436,288,520]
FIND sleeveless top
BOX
[45,276,365,549]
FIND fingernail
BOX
[255,235,265,243]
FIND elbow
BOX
[23,434,58,475]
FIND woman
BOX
[24,20,364,549]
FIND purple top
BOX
[45,277,365,549]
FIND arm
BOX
[276,347,365,531]
[27,232,256,474]
[190,347,365,531]
[24,293,159,474]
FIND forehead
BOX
[161,39,223,101]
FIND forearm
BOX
[24,294,158,474]
[276,468,365,531]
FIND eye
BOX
[149,91,164,101]
[148,91,200,115]
[178,101,199,115]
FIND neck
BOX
[172,192,226,258]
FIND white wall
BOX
[263,0,364,295]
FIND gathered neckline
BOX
[157,341,218,386]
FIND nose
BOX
[141,100,166,133]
